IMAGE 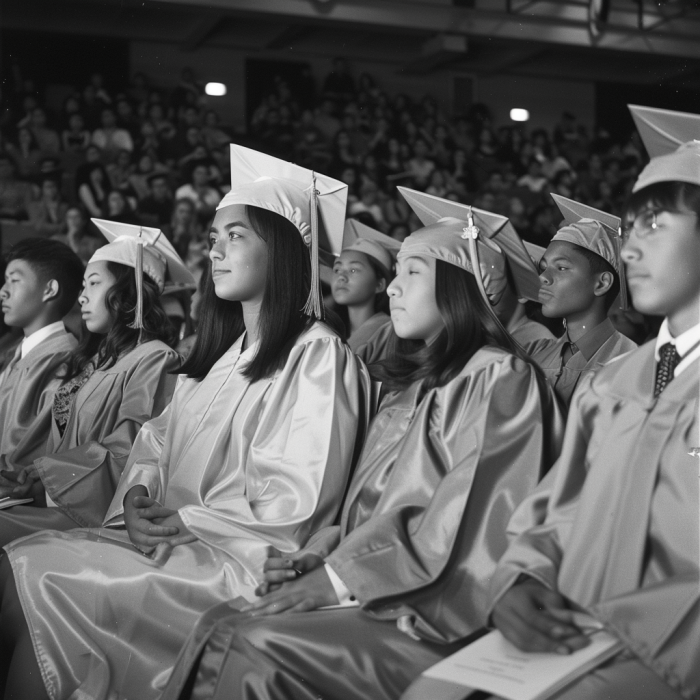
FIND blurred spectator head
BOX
[185,127,202,148]
[116,99,134,120]
[148,174,170,201]
[389,223,410,242]
[183,106,200,126]
[101,108,117,128]
[39,177,60,201]
[0,154,15,180]
[31,107,48,128]
[107,190,129,217]
[65,206,86,233]
[63,95,81,117]
[17,126,39,151]
[413,138,429,158]
[190,162,210,187]
[85,144,103,163]
[67,113,86,133]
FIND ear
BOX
[593,270,614,298]
[42,279,60,303]
[375,277,387,295]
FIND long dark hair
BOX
[63,261,177,380]
[179,205,315,382]
[372,259,541,392]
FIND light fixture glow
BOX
[510,108,530,122]
[205,82,227,97]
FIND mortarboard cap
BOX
[629,104,700,159]
[629,104,700,192]
[398,187,542,304]
[90,219,195,330]
[522,240,547,269]
[341,218,400,279]
[217,145,348,319]
[550,194,628,309]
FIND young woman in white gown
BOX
[0,147,371,700]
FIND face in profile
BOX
[79,261,117,334]
[208,204,269,304]
[0,259,47,329]
[387,254,444,342]
[622,205,700,321]
[332,250,384,308]
[537,241,600,319]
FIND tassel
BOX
[463,207,508,335]
[615,227,629,311]
[302,173,324,320]
[128,230,145,341]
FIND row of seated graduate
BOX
[0,102,696,700]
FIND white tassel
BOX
[302,174,324,320]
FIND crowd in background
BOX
[0,57,647,270]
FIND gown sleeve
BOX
[35,347,180,527]
[102,383,181,526]
[326,355,563,644]
[178,337,371,558]
[487,372,601,609]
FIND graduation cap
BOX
[522,241,547,269]
[397,187,542,306]
[217,145,348,319]
[629,104,700,192]
[550,193,628,309]
[90,219,195,330]
[341,218,401,280]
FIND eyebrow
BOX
[334,257,366,267]
[402,255,429,266]
[543,255,573,265]
[86,272,101,280]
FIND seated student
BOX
[0,239,82,473]
[159,188,565,700]
[526,194,637,410]
[404,106,700,700]
[332,217,399,364]
[0,221,190,545]
[0,146,371,700]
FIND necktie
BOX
[654,342,681,398]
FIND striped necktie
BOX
[654,342,681,398]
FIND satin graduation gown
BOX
[485,341,699,699]
[161,346,565,700]
[525,318,636,409]
[0,327,77,470]
[508,315,555,345]
[0,341,180,546]
[5,323,371,700]
[347,311,392,365]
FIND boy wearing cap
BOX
[525,195,637,410]
[405,106,700,700]
[0,239,82,476]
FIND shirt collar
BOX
[565,318,616,362]
[655,317,700,361]
[20,321,65,359]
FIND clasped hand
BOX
[240,546,338,615]
[491,578,591,655]
[124,485,197,555]
[0,465,45,502]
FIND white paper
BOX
[0,497,34,510]
[423,624,623,700]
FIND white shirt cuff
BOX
[324,563,359,607]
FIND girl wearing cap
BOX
[449,108,700,700]
[159,188,564,700]
[332,218,398,364]
[0,221,183,547]
[0,148,370,700]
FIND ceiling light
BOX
[205,82,227,97]
[510,108,529,122]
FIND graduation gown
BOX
[526,318,636,409]
[347,311,392,365]
[509,314,555,346]
[0,341,180,546]
[485,341,699,699]
[160,347,565,700]
[0,327,77,470]
[5,324,371,700]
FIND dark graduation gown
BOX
[160,347,565,700]
[525,318,636,410]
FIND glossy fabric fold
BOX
[489,342,699,699]
[5,324,371,700]
[161,346,565,700]
[347,312,392,365]
[0,340,179,546]
[0,329,77,470]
